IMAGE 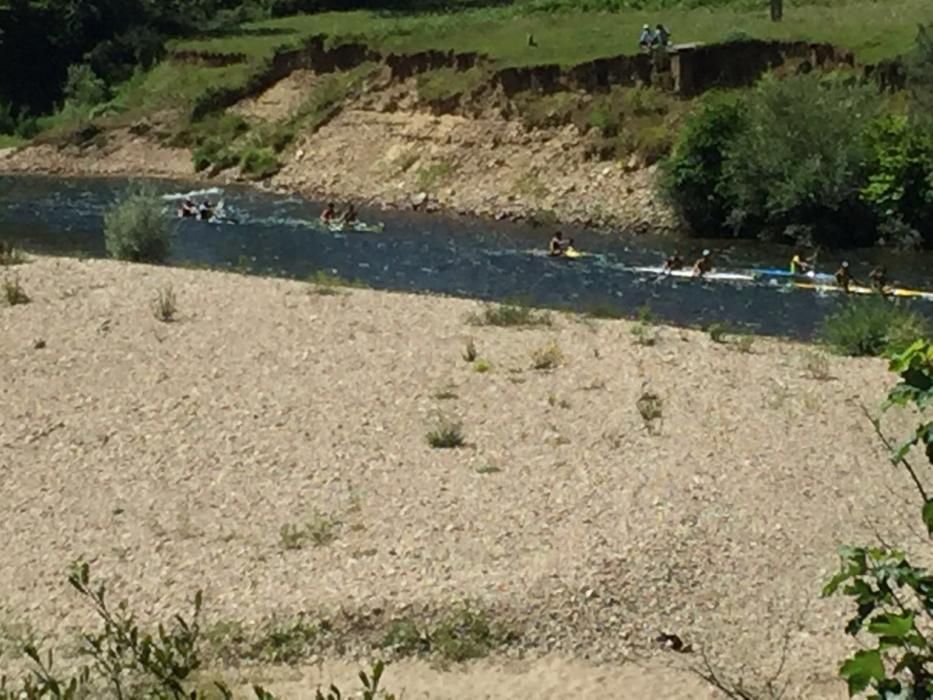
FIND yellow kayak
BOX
[793,282,933,300]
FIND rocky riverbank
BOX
[0,70,680,234]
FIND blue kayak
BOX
[751,267,835,282]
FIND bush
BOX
[860,114,933,246]
[820,296,930,357]
[63,64,109,108]
[240,146,281,180]
[660,90,747,234]
[722,73,881,245]
[104,185,171,263]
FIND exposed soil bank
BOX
[0,108,676,234]
[0,255,922,697]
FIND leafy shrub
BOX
[860,114,933,246]
[722,74,881,245]
[661,90,747,234]
[63,64,109,108]
[820,297,930,357]
[431,607,498,662]
[239,146,280,180]
[824,340,933,698]
[104,184,171,263]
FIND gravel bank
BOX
[0,255,921,697]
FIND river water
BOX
[2,174,933,340]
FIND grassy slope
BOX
[173,0,933,67]
[90,0,929,127]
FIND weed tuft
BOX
[427,416,465,449]
[152,285,177,322]
[707,322,731,343]
[803,351,833,380]
[531,342,563,370]
[462,338,477,362]
[2,276,29,306]
[636,390,664,434]
[473,358,491,373]
[279,513,339,550]
[468,302,551,328]
[0,243,26,266]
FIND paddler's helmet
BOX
[842,261,849,268]
[702,249,710,256]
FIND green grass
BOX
[171,0,932,70]
[416,66,489,102]
[0,134,25,148]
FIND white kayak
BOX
[630,266,756,282]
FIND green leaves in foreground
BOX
[826,338,933,698]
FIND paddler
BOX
[692,249,713,278]
[179,198,196,218]
[198,199,213,221]
[790,252,811,275]
[835,261,858,293]
[869,265,889,294]
[320,202,338,223]
[548,231,566,257]
[564,238,582,258]
[341,203,358,226]
[663,251,684,272]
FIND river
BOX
[2,174,933,340]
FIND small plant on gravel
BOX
[426,416,465,448]
[432,387,458,400]
[467,302,551,328]
[2,276,28,306]
[462,338,477,362]
[432,606,499,663]
[803,351,833,380]
[636,390,664,434]
[473,357,491,373]
[279,513,338,550]
[308,269,365,294]
[732,334,755,353]
[0,243,26,266]
[707,322,731,343]
[475,464,502,475]
[383,619,430,656]
[548,394,571,409]
[631,321,658,346]
[104,183,171,263]
[531,342,563,370]
[152,285,177,322]
[248,614,319,665]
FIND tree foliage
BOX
[660,90,747,235]
[664,24,933,248]
[825,339,933,698]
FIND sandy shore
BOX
[0,255,924,697]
